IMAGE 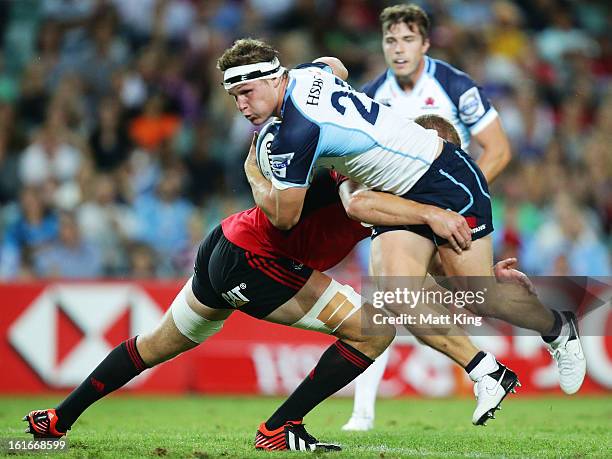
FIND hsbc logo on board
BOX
[8,284,163,387]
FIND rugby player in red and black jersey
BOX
[19,163,460,450]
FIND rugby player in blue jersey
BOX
[218,37,586,429]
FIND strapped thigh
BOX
[170,277,224,343]
[291,279,362,334]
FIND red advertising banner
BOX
[1,282,610,395]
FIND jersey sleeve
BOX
[434,62,497,135]
[268,96,321,190]
[457,83,498,135]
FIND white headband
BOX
[223,57,286,90]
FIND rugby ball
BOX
[255,119,281,181]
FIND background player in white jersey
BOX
[363,3,511,181]
[345,3,514,431]
[218,38,586,427]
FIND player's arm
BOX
[312,57,348,81]
[244,133,306,230]
[339,180,472,253]
[473,117,511,183]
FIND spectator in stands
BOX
[129,94,180,151]
[487,0,529,61]
[497,81,554,160]
[18,61,49,129]
[0,103,22,204]
[18,114,83,187]
[77,174,137,275]
[172,212,204,276]
[159,54,200,122]
[33,20,65,89]
[35,210,103,278]
[133,166,194,275]
[0,187,58,278]
[184,120,224,205]
[536,7,598,68]
[48,73,90,136]
[522,193,610,276]
[89,97,130,172]
[126,240,158,278]
[78,6,130,103]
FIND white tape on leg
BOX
[331,283,361,332]
[291,279,362,334]
[170,277,224,343]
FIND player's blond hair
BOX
[216,38,279,71]
[414,115,461,145]
[380,4,430,40]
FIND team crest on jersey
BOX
[222,283,249,308]
[268,152,295,178]
[459,87,485,124]
[421,95,439,110]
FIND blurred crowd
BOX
[0,0,609,279]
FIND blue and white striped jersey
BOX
[263,62,440,195]
[361,56,497,149]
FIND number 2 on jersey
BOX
[331,91,380,125]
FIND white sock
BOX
[468,352,499,382]
[351,347,390,420]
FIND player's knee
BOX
[338,327,394,360]
[363,329,395,357]
[361,319,395,352]
[464,288,505,319]
[290,279,394,358]
[335,308,395,359]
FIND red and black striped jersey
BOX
[221,171,369,272]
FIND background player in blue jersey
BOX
[362,3,511,182]
[345,3,514,431]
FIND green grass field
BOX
[1,395,610,458]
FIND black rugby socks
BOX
[55,336,148,432]
[265,340,373,430]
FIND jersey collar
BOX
[280,75,297,118]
